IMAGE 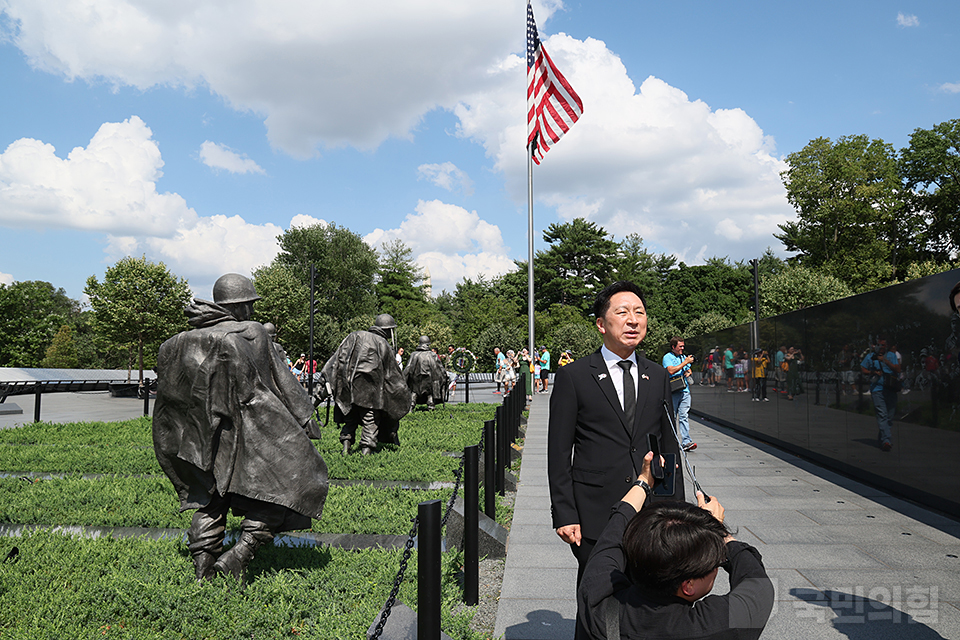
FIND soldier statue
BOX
[153,273,328,581]
[321,313,410,455]
[403,335,449,409]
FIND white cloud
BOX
[365,199,515,294]
[0,3,798,277]
[0,116,196,236]
[0,116,293,297]
[0,0,542,157]
[417,162,474,195]
[289,214,328,229]
[897,12,919,27]
[199,141,264,174]
[454,33,794,263]
[939,82,960,94]
[0,271,13,286]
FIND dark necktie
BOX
[618,360,636,426]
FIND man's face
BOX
[596,291,647,357]
[877,340,888,355]
[672,341,685,357]
[494,348,500,355]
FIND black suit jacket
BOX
[548,349,685,540]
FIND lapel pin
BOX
[598,373,607,381]
[641,374,649,380]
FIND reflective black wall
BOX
[686,269,960,518]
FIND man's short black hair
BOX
[593,281,646,318]
[622,500,730,595]
[669,336,683,349]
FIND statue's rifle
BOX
[312,378,333,427]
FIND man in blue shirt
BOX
[663,337,696,451]
[860,337,900,451]
[539,345,552,392]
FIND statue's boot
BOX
[342,440,351,455]
[188,499,226,582]
[213,528,272,582]
[361,446,374,455]
[192,551,218,581]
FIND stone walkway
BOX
[495,391,960,639]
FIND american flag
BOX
[526,1,582,165]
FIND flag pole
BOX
[527,142,535,375]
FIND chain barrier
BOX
[369,515,419,640]
[369,402,508,638]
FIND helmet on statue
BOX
[213,274,261,305]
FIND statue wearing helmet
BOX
[403,336,448,409]
[153,273,328,582]
[321,314,410,455]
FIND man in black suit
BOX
[548,280,685,584]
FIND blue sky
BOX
[0,0,957,302]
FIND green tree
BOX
[443,276,521,348]
[759,265,853,316]
[550,322,601,360]
[643,315,681,361]
[41,324,79,369]
[0,281,79,367]
[756,247,787,279]
[252,262,312,353]
[71,309,127,369]
[375,239,431,323]
[900,119,960,261]
[537,218,619,314]
[685,312,735,338]
[776,135,909,291]
[613,233,675,303]
[84,256,192,382]
[274,222,378,324]
[473,323,525,371]
[655,260,752,331]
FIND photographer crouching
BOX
[577,451,774,640]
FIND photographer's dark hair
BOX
[669,336,683,349]
[622,501,730,595]
[593,281,646,318]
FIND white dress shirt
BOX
[600,345,638,412]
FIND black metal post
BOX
[33,384,41,423]
[418,499,441,640]
[483,419,496,518]
[143,379,150,416]
[509,386,519,442]
[495,405,505,496]
[463,444,479,606]
[464,372,469,404]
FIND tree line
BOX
[2,119,956,378]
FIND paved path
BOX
[495,391,960,640]
[0,390,151,428]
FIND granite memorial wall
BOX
[686,268,960,517]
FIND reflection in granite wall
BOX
[686,269,960,517]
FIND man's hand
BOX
[621,451,663,511]
[697,490,725,523]
[556,524,581,545]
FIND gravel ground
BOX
[462,487,514,639]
